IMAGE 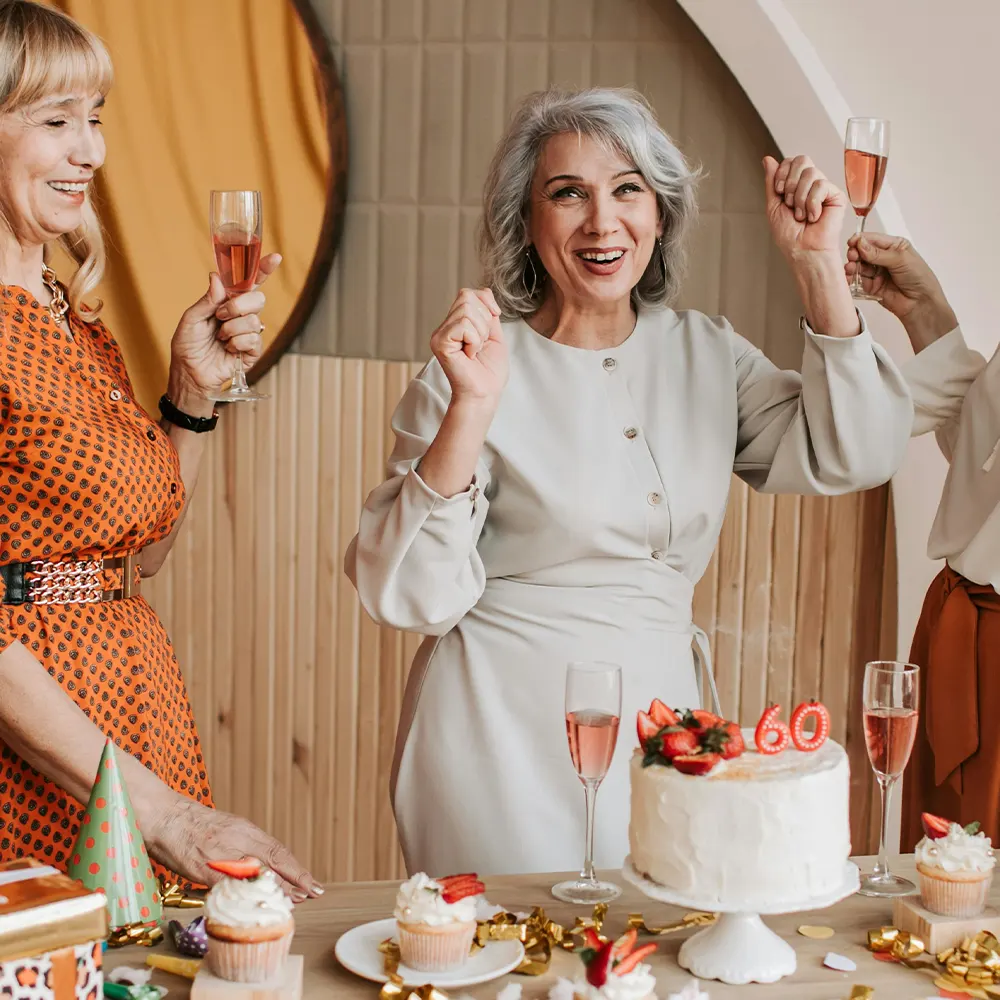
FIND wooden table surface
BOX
[109,856,956,998]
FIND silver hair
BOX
[479,87,701,318]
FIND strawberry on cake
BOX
[557,928,658,1000]
[393,872,484,971]
[629,699,851,908]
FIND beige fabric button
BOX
[109,389,122,402]
[624,427,638,440]
[602,357,617,371]
[647,492,662,506]
[652,549,665,561]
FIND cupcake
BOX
[204,859,295,982]
[916,812,995,917]
[567,929,658,1000]
[393,872,483,972]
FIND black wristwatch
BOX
[158,393,219,433]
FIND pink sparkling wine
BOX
[844,148,888,217]
[566,709,619,782]
[213,228,262,296]
[864,707,918,778]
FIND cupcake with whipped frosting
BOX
[916,813,995,917]
[394,872,483,972]
[204,859,294,982]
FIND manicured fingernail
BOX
[312,883,324,895]
[775,181,784,193]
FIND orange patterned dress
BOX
[0,284,213,880]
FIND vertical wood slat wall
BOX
[143,0,894,883]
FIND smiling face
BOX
[0,91,106,247]
[527,131,661,313]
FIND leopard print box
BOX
[0,941,102,1000]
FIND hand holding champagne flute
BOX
[844,118,890,301]
[208,189,268,402]
[859,660,919,896]
[553,661,623,904]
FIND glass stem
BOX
[580,779,599,883]
[872,774,895,880]
[851,215,867,294]
[231,353,250,392]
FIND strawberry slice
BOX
[637,710,661,747]
[614,943,657,976]
[586,941,614,987]
[648,699,680,727]
[682,709,720,732]
[672,752,720,776]
[611,928,637,960]
[660,727,699,759]
[206,858,261,879]
[437,873,477,884]
[583,928,602,951]
[441,879,485,904]
[921,812,951,840]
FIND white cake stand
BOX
[622,857,859,985]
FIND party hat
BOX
[66,738,162,929]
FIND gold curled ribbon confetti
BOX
[868,926,1000,994]
[158,877,205,909]
[377,940,452,1000]
[849,988,874,1000]
[626,911,716,935]
[106,923,163,948]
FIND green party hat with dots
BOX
[66,738,162,929]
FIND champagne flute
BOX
[844,118,890,301]
[858,660,919,896]
[207,190,268,402]
[552,661,623,904]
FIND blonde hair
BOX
[0,0,113,320]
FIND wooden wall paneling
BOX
[739,492,776,725]
[766,493,801,712]
[712,478,748,718]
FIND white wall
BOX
[678,0,999,669]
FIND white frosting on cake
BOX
[916,823,995,873]
[393,872,478,926]
[628,731,851,908]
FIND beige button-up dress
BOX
[346,307,912,876]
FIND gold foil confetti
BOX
[797,924,835,939]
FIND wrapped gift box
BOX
[0,859,108,1000]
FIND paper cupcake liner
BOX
[397,921,475,972]
[206,928,293,982]
[919,869,993,917]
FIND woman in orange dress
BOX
[848,232,1000,847]
[0,1,321,899]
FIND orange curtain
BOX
[50,0,328,413]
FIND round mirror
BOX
[50,0,347,412]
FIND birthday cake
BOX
[628,701,851,908]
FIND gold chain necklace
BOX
[41,264,69,324]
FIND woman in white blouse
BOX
[347,88,913,877]
[848,233,999,846]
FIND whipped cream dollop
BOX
[393,872,477,926]
[205,869,294,927]
[570,964,657,1000]
[917,823,996,873]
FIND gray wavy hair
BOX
[479,87,701,319]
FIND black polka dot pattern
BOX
[0,286,212,884]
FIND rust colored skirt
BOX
[901,565,1000,849]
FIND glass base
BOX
[551,878,622,905]
[857,872,917,897]
[206,385,270,403]
[850,288,882,302]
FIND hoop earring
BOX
[523,248,539,299]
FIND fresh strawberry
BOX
[206,858,261,879]
[682,709,721,732]
[672,752,720,776]
[611,928,637,960]
[637,710,661,747]
[439,874,485,903]
[659,727,699,759]
[648,699,680,728]
[583,928,603,951]
[720,722,745,759]
[586,941,614,987]
[921,812,951,840]
[437,873,477,884]
[613,943,657,976]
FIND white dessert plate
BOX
[334,918,525,989]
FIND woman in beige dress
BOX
[848,232,1000,846]
[347,88,913,876]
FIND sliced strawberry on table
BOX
[921,812,951,839]
[672,752,720,776]
[637,710,661,747]
[613,943,657,976]
[206,858,261,879]
[659,727,699,759]
[585,941,614,987]
[648,699,680,727]
[611,928,637,960]
[583,928,603,951]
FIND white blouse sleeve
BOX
[344,365,491,636]
[731,317,913,494]
[901,327,987,461]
